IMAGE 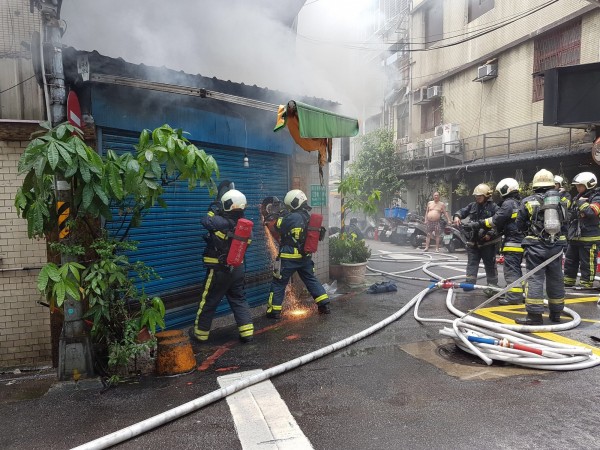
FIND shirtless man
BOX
[424,192,451,252]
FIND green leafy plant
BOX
[15,122,219,377]
[454,180,469,197]
[330,235,371,264]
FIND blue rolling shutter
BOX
[100,128,289,329]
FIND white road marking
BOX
[217,369,313,449]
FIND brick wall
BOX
[0,140,51,369]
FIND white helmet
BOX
[221,189,247,211]
[571,172,597,190]
[554,175,564,185]
[284,189,308,210]
[532,169,554,189]
[496,178,519,197]
[473,183,492,197]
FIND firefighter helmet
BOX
[496,178,520,197]
[284,189,308,210]
[571,172,597,190]
[554,175,564,186]
[221,189,247,211]
[473,183,492,197]
[531,169,554,189]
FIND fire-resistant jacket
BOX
[276,207,311,259]
[480,194,524,243]
[567,187,600,242]
[454,199,499,245]
[516,192,568,247]
[201,209,242,269]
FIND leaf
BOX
[79,161,91,183]
[33,156,47,178]
[64,158,79,178]
[109,164,124,200]
[74,139,89,161]
[82,183,94,209]
[93,183,110,205]
[126,159,140,173]
[47,145,59,170]
[54,281,66,306]
[139,129,150,150]
[47,264,62,282]
[55,141,73,165]
[145,150,153,162]
[38,266,50,292]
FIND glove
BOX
[463,221,480,231]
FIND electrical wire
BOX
[0,74,36,94]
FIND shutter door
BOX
[101,129,289,328]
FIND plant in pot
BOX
[339,236,372,287]
[328,235,346,281]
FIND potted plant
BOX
[329,235,346,281]
[339,236,372,287]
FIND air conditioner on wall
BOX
[427,85,442,99]
[434,125,444,137]
[477,63,498,81]
[414,87,429,104]
[399,136,409,144]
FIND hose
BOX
[72,249,599,449]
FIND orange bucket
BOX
[155,330,196,375]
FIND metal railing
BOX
[396,122,589,172]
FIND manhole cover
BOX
[436,342,487,366]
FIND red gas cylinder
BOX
[227,218,253,267]
[303,213,323,253]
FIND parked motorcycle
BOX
[406,213,427,249]
[442,223,468,252]
[377,218,393,242]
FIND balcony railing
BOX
[396,122,590,173]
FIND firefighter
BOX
[266,189,330,319]
[453,183,500,297]
[345,217,364,241]
[554,175,572,206]
[194,189,254,343]
[564,172,600,289]
[515,169,568,325]
[473,178,525,305]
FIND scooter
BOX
[442,223,468,252]
[377,218,393,242]
[406,213,427,249]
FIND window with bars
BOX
[532,20,581,102]
[421,98,442,133]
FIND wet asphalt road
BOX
[2,240,600,449]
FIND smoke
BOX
[60,0,384,119]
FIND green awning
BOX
[294,101,359,138]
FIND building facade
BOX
[372,0,600,213]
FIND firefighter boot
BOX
[515,313,543,326]
[318,303,331,314]
[549,311,562,323]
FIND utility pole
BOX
[340,137,350,231]
[33,0,94,380]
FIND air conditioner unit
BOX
[434,125,444,137]
[477,63,498,81]
[427,85,442,99]
[399,136,409,144]
[414,87,429,104]
[430,136,442,154]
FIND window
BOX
[532,20,581,102]
[424,1,443,49]
[468,0,495,23]
[396,104,409,139]
[421,98,442,133]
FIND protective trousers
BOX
[564,242,597,288]
[465,244,498,286]
[194,265,253,341]
[524,244,565,315]
[266,257,329,314]
[502,244,524,304]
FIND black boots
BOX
[549,311,562,323]
[515,313,543,325]
[318,303,331,314]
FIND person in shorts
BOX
[424,192,451,252]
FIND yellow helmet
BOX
[532,169,554,189]
[473,183,492,197]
